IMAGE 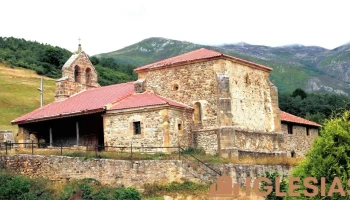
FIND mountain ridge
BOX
[96,37,350,95]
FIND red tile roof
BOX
[280,111,321,127]
[135,48,272,72]
[109,92,192,111]
[12,83,192,125]
[12,82,135,124]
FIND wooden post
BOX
[31,140,34,155]
[130,143,133,168]
[60,142,63,156]
[49,127,53,147]
[95,144,98,158]
[76,121,79,146]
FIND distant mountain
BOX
[96,37,350,95]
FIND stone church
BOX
[12,45,320,158]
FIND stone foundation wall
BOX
[211,164,291,187]
[232,129,285,152]
[194,126,317,158]
[0,155,292,188]
[193,130,218,155]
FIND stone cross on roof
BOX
[76,37,82,54]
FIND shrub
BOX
[0,172,54,200]
[181,147,206,155]
[260,171,287,200]
[114,187,141,200]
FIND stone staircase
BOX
[178,151,221,183]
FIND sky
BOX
[1,0,350,55]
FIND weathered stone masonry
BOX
[103,106,193,150]
[138,59,280,132]
[0,155,291,188]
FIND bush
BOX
[286,111,350,199]
[0,172,54,200]
[181,147,206,155]
[114,187,141,200]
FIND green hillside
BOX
[97,37,350,95]
[0,63,55,133]
[0,37,135,86]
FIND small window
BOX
[178,123,182,131]
[133,121,141,135]
[306,127,310,136]
[287,124,293,134]
[172,84,179,91]
[194,102,202,123]
[291,151,296,158]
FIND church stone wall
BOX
[137,60,219,130]
[137,58,280,133]
[213,59,279,132]
[168,109,194,147]
[103,107,193,151]
[281,123,318,158]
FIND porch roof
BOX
[12,82,135,124]
[12,82,192,125]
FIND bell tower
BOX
[55,42,99,101]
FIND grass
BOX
[0,63,55,134]
[143,181,265,200]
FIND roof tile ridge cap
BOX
[69,88,87,98]
[137,48,211,68]
[222,54,271,70]
[107,92,134,110]
[202,47,223,54]
[91,81,135,90]
[69,52,81,63]
[155,94,193,108]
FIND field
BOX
[0,63,55,134]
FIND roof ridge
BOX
[107,93,134,109]
[154,94,192,109]
[134,47,271,72]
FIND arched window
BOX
[194,102,202,123]
[85,68,91,85]
[74,66,81,83]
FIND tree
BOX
[286,111,350,199]
[291,88,307,100]
[260,171,287,200]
